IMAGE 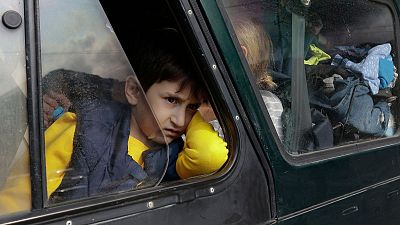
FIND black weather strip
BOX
[24,0,47,210]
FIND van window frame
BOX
[177,0,275,219]
[25,0,48,210]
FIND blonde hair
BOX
[232,18,277,90]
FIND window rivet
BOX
[66,220,72,225]
[188,10,193,15]
[147,201,154,209]
[212,64,217,70]
[209,187,215,194]
[235,115,240,120]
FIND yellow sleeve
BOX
[0,112,76,215]
[45,112,76,197]
[0,146,31,215]
[0,112,149,214]
[176,111,228,179]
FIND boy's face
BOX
[129,78,201,145]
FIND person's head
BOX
[232,17,277,90]
[125,28,206,145]
[306,12,323,36]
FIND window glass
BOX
[35,0,228,206]
[38,0,168,204]
[222,0,396,154]
[0,0,30,217]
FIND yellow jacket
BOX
[0,111,228,215]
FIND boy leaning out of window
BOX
[0,29,228,212]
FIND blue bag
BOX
[310,76,390,137]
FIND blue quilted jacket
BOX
[49,99,182,203]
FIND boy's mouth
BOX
[163,128,182,138]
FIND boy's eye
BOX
[166,97,178,104]
[187,103,200,111]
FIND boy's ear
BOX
[125,76,140,106]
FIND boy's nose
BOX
[171,108,186,128]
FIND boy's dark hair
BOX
[130,28,206,101]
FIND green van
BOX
[1,0,400,224]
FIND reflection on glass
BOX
[222,0,284,142]
[39,0,229,205]
[38,0,170,203]
[40,0,132,79]
[42,70,168,203]
[0,0,30,217]
[222,0,396,154]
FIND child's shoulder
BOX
[77,100,131,124]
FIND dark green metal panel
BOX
[200,0,400,222]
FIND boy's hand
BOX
[43,91,71,129]
[176,111,228,179]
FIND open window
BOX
[0,0,231,217]
[221,0,398,155]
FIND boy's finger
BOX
[58,95,72,110]
[44,114,51,125]
[43,116,54,129]
[48,91,72,109]
[43,93,59,108]
[43,102,55,116]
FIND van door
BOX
[201,0,400,224]
[0,0,274,224]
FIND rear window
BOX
[221,0,397,154]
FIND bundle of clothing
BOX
[306,43,397,144]
[330,43,396,95]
